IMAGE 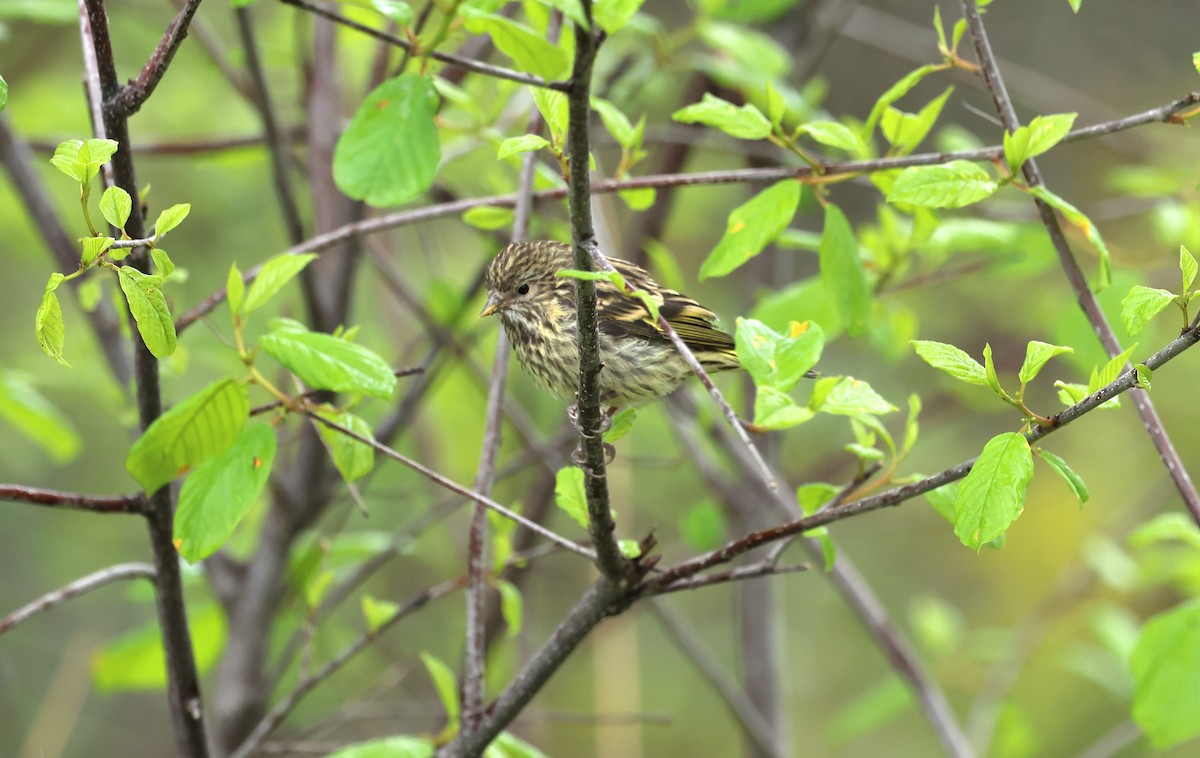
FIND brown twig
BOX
[0,485,147,515]
[0,563,156,635]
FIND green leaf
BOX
[887,161,998,209]
[361,594,399,634]
[603,407,637,443]
[1129,513,1200,551]
[151,249,176,279]
[554,466,588,529]
[982,343,1014,404]
[463,206,516,230]
[911,341,987,385]
[80,236,114,266]
[497,134,551,160]
[797,483,838,515]
[819,204,871,336]
[485,731,549,758]
[1003,113,1077,172]
[752,385,815,430]
[594,0,643,32]
[93,602,225,693]
[1131,598,1200,748]
[227,263,245,317]
[244,253,318,313]
[35,273,68,366]
[174,424,276,563]
[672,93,772,140]
[1135,363,1153,390]
[864,64,942,137]
[902,394,921,456]
[591,97,637,148]
[735,318,823,392]
[260,328,396,399]
[1034,448,1089,505]
[532,88,568,143]
[49,138,118,183]
[126,378,249,493]
[371,0,413,24]
[1121,285,1175,335]
[1018,340,1074,385]
[953,432,1034,550]
[326,736,434,758]
[153,203,191,238]
[0,371,82,463]
[334,74,440,207]
[118,267,177,358]
[315,409,376,482]
[829,676,913,744]
[814,377,898,417]
[99,186,132,231]
[619,187,656,211]
[880,86,953,155]
[797,121,863,154]
[495,579,523,638]
[460,10,569,78]
[1089,344,1137,393]
[698,180,800,279]
[1182,245,1198,292]
[420,652,460,730]
[0,74,7,111]
[1029,185,1111,289]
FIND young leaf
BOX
[174,424,276,563]
[1003,113,1077,172]
[753,385,815,430]
[591,98,637,148]
[593,0,643,32]
[497,134,551,160]
[1089,344,1137,393]
[0,371,82,463]
[259,328,397,399]
[532,88,568,143]
[460,10,568,78]
[227,262,245,318]
[982,343,1014,404]
[325,737,434,758]
[1018,341,1074,385]
[420,652,461,730]
[153,203,191,238]
[1181,245,1198,292]
[796,121,863,154]
[864,63,942,136]
[698,180,800,280]
[35,273,68,366]
[361,595,399,634]
[81,236,115,266]
[126,378,250,493]
[99,186,132,232]
[1131,598,1200,748]
[151,248,175,278]
[1121,285,1175,335]
[879,86,953,155]
[243,253,318,313]
[495,579,523,638]
[1029,186,1111,289]
[814,377,898,417]
[554,466,588,529]
[0,74,6,112]
[672,94,772,140]
[1034,448,1089,505]
[735,318,824,392]
[49,138,118,183]
[334,74,440,207]
[887,161,998,209]
[463,206,516,230]
[118,267,176,358]
[953,432,1034,550]
[819,204,871,335]
[603,407,637,443]
[911,340,987,385]
[315,409,376,482]
[93,602,225,693]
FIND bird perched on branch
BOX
[481,240,741,407]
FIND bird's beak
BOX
[480,293,501,318]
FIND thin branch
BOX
[249,367,425,416]
[174,90,1200,334]
[276,0,569,91]
[227,579,460,758]
[649,562,809,594]
[0,563,156,635]
[962,0,1200,526]
[304,411,594,560]
[108,0,204,116]
[0,484,147,515]
[650,320,1200,591]
[648,601,784,758]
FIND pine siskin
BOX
[481,240,741,406]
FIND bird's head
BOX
[481,240,573,318]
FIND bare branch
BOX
[1,563,155,635]
[108,0,204,116]
[0,484,147,515]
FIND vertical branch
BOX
[961,0,1200,526]
[565,6,630,582]
[78,1,209,755]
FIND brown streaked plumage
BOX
[482,240,740,405]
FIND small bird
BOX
[481,240,741,406]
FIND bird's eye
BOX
[516,283,531,295]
